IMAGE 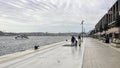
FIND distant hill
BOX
[0,31,4,36]
[0,32,82,36]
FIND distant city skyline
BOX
[0,0,117,33]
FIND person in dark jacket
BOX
[71,36,75,46]
[78,35,81,46]
[105,35,110,43]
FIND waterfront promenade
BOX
[0,40,85,68]
[83,38,120,68]
[1,38,120,68]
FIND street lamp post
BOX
[81,20,84,42]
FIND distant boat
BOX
[15,34,29,39]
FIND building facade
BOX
[92,0,120,40]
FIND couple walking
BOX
[71,35,81,46]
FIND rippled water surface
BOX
[0,36,70,56]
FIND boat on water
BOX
[15,34,29,39]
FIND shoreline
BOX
[0,36,70,56]
[0,41,67,63]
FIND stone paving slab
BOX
[83,38,120,68]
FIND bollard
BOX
[66,39,68,41]
[34,45,39,50]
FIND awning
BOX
[106,27,119,34]
[101,31,105,35]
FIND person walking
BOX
[105,35,110,43]
[71,36,75,46]
[78,35,81,46]
[74,39,77,47]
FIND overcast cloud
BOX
[0,0,117,33]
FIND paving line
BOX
[80,38,86,68]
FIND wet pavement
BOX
[2,38,119,68]
[83,38,120,68]
[0,40,85,68]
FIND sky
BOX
[0,0,117,33]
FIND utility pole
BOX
[81,20,84,42]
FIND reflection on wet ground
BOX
[63,44,82,58]
[71,45,81,57]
